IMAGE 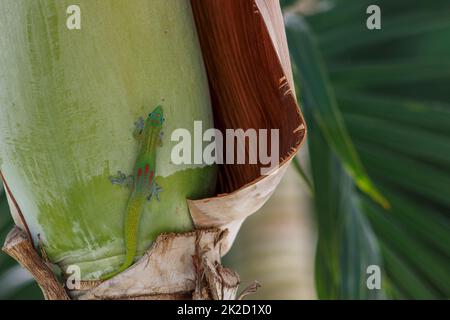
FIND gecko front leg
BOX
[158,131,164,147]
[109,117,143,188]
[133,117,145,140]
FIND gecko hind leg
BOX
[147,183,163,202]
[109,171,133,188]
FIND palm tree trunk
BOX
[226,163,316,299]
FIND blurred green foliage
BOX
[285,0,450,299]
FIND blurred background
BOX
[1,0,449,299]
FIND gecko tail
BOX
[101,189,144,281]
[100,257,135,281]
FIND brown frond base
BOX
[2,227,257,300]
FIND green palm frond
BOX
[286,0,450,299]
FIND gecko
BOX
[101,105,165,280]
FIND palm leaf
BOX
[286,0,450,299]
[286,15,389,208]
[300,75,384,299]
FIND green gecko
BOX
[102,105,165,280]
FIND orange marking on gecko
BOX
[145,164,149,176]
[149,170,154,185]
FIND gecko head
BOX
[148,105,165,126]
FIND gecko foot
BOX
[147,183,163,202]
[109,171,133,188]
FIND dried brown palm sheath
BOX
[191,0,306,194]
